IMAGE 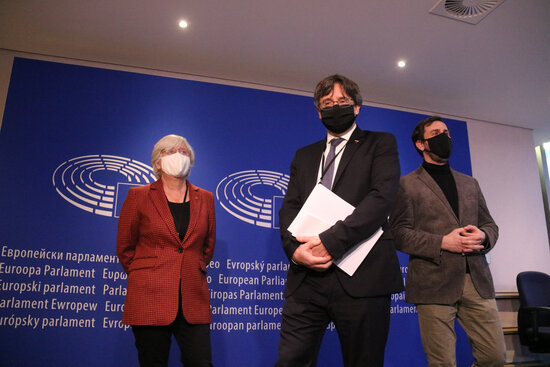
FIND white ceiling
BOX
[1,0,549,144]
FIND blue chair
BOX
[516,271,550,353]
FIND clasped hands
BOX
[441,224,486,255]
[291,235,333,271]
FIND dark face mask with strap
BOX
[320,105,356,134]
[424,132,453,159]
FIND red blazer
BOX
[116,179,216,325]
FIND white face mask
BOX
[160,153,191,178]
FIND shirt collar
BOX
[326,123,357,145]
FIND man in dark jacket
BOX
[276,74,403,367]
[390,116,505,367]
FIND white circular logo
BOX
[216,170,290,229]
[52,155,156,217]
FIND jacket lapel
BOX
[182,181,201,248]
[451,169,468,225]
[149,179,181,243]
[305,140,326,195]
[332,127,365,189]
[416,166,459,223]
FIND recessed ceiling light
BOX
[397,60,406,68]
[178,20,189,29]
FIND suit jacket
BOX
[279,126,404,298]
[390,166,498,304]
[116,179,216,325]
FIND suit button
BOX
[178,248,183,253]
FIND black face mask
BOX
[424,133,453,159]
[320,105,356,134]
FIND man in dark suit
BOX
[390,116,505,366]
[276,74,404,367]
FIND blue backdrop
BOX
[0,58,474,366]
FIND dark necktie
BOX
[320,137,344,189]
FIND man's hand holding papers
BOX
[288,184,384,276]
[292,235,333,271]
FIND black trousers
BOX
[131,307,212,367]
[275,268,391,367]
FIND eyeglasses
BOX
[163,147,189,155]
[319,97,354,109]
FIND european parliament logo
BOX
[216,170,290,229]
[52,155,155,218]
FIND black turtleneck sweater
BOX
[422,161,459,219]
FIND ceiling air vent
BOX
[429,0,505,24]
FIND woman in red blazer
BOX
[117,134,216,367]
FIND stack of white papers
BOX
[288,184,383,276]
